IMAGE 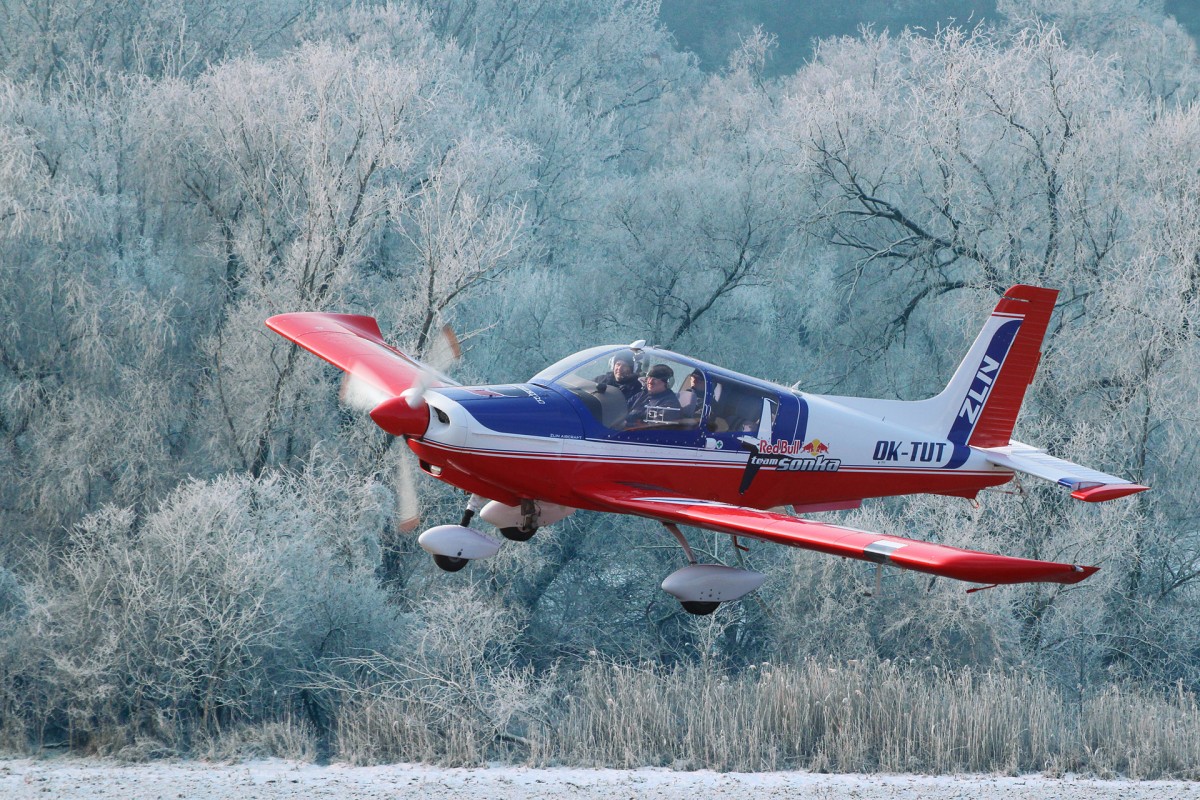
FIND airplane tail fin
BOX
[927,285,1148,501]
[930,284,1058,449]
[832,284,1148,502]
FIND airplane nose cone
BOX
[370,396,430,438]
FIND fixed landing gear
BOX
[500,525,537,542]
[659,523,766,616]
[497,499,539,542]
[418,523,501,570]
[418,496,499,571]
[485,499,568,542]
[433,554,469,572]
[419,495,573,571]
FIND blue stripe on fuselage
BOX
[943,319,1020,469]
[794,394,809,443]
[439,385,584,438]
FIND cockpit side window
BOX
[705,378,777,435]
[548,352,632,429]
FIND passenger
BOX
[627,363,681,425]
[679,370,706,418]
[595,350,642,403]
[728,394,764,432]
[707,388,761,433]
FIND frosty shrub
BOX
[324,581,553,766]
[0,463,403,753]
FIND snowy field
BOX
[2,759,1198,799]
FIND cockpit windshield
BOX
[536,347,704,431]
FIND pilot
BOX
[679,369,705,418]
[596,350,642,403]
[627,363,680,424]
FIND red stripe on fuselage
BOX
[406,440,1011,512]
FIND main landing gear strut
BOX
[417,494,572,572]
[416,495,765,614]
[659,522,765,616]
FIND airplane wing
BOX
[266,312,457,397]
[979,442,1149,502]
[576,483,1098,586]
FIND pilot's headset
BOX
[609,349,642,375]
[646,363,675,388]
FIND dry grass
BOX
[529,658,1200,778]
[331,686,462,766]
[192,715,320,763]
[327,655,1200,776]
[325,657,546,767]
[11,656,1194,777]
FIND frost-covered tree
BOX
[2,0,1200,760]
[144,38,464,474]
[0,75,191,538]
[590,30,798,369]
[0,0,321,87]
[999,0,1200,102]
[0,465,402,749]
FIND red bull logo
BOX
[802,439,829,456]
[755,439,835,460]
[744,439,843,479]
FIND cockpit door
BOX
[753,397,773,442]
[700,382,804,455]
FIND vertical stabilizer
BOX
[930,285,1058,448]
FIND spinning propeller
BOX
[331,323,462,438]
[334,323,462,532]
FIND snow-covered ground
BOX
[2,759,1198,799]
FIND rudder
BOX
[934,285,1058,448]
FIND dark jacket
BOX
[627,387,680,425]
[596,371,642,403]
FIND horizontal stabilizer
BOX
[1069,483,1149,502]
[981,442,1149,503]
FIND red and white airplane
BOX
[268,285,1147,615]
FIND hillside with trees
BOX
[0,0,1197,773]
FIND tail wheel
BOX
[433,554,469,572]
[681,600,720,616]
[500,526,537,542]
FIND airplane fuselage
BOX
[407,374,1014,515]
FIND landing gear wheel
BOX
[500,526,537,542]
[681,600,720,616]
[433,554,469,572]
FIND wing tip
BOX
[265,312,385,343]
[1062,564,1100,584]
[1070,483,1150,503]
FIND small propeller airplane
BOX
[267,285,1147,615]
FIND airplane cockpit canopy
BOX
[532,346,778,435]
